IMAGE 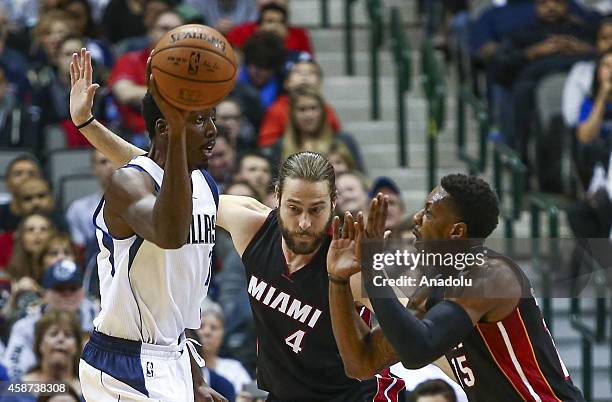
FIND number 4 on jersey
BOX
[285,330,306,354]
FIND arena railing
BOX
[320,0,330,27]
[420,39,445,192]
[456,87,488,175]
[390,6,412,168]
[365,0,384,121]
[344,0,358,76]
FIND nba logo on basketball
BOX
[188,52,201,75]
[146,362,154,377]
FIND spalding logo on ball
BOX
[151,24,237,110]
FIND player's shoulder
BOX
[105,166,157,206]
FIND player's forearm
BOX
[79,120,145,165]
[329,280,381,379]
[152,134,192,248]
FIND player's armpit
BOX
[217,195,272,256]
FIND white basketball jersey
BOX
[93,156,217,345]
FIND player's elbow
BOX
[153,234,187,249]
[343,359,378,380]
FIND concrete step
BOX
[317,50,396,77]
[311,28,370,52]
[569,369,611,401]
[360,142,470,170]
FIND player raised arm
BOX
[103,73,193,248]
[70,48,145,165]
[217,194,272,255]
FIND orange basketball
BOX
[150,24,237,110]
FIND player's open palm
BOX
[70,48,99,126]
[327,212,364,280]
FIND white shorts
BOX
[79,331,194,401]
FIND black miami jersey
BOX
[242,210,404,402]
[430,251,584,402]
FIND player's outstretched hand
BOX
[146,53,189,138]
[365,192,390,239]
[70,48,99,127]
[195,384,228,402]
[327,211,365,281]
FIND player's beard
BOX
[279,210,333,255]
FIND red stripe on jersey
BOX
[359,305,372,327]
[477,324,539,401]
[373,368,404,402]
[478,309,562,402]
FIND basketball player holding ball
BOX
[73,24,236,402]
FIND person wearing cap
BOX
[2,260,99,381]
[369,176,414,239]
[258,54,341,147]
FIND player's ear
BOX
[330,192,337,212]
[275,184,281,203]
[155,118,168,136]
[449,222,467,239]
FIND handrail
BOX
[320,0,330,27]
[344,0,359,76]
[457,86,488,174]
[365,0,384,120]
[390,6,411,167]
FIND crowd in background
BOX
[0,0,610,400]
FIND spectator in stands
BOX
[0,5,32,102]
[492,0,596,163]
[265,85,363,170]
[408,379,457,402]
[7,177,66,232]
[335,171,370,217]
[3,259,98,381]
[227,1,312,54]
[66,150,117,262]
[21,309,82,396]
[0,156,42,231]
[325,141,358,177]
[207,127,237,193]
[259,55,341,147]
[563,19,612,128]
[30,10,75,67]
[38,233,77,273]
[60,0,114,69]
[238,31,287,110]
[6,214,56,282]
[185,0,257,35]
[369,176,414,239]
[197,303,253,395]
[0,65,39,151]
[216,98,257,153]
[576,50,612,145]
[234,152,272,200]
[108,9,183,147]
[102,0,148,44]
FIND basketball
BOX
[150,24,237,110]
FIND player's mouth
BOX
[203,141,215,157]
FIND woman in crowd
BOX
[22,309,82,397]
[265,85,364,171]
[7,214,56,284]
[30,10,75,65]
[325,141,359,177]
[198,303,253,395]
[38,232,78,277]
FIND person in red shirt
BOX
[107,10,183,146]
[227,2,313,54]
[258,55,341,147]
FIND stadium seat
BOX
[48,148,92,193]
[60,174,99,211]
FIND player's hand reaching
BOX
[195,384,228,402]
[327,211,365,281]
[70,48,99,127]
[146,53,189,138]
[365,193,390,239]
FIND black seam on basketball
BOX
[151,65,236,84]
[152,45,237,71]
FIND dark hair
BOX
[60,0,98,37]
[243,30,287,72]
[31,309,82,378]
[6,154,42,177]
[238,150,271,170]
[591,49,612,98]
[440,173,499,238]
[224,180,262,202]
[408,379,457,402]
[276,151,336,198]
[142,91,164,140]
[7,213,56,282]
[257,2,288,25]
